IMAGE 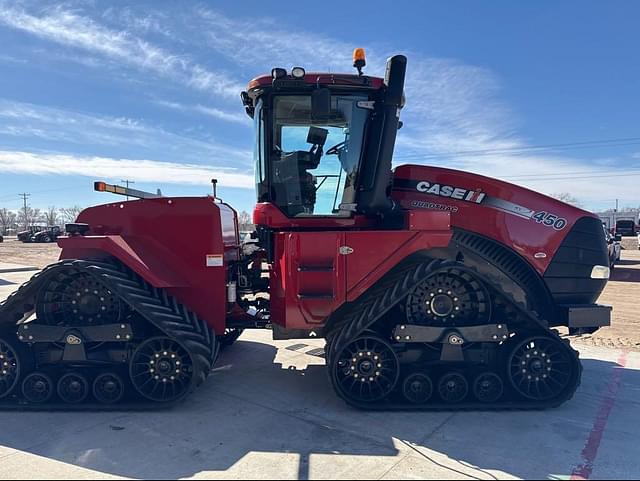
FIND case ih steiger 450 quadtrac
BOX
[0,52,611,409]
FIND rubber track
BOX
[325,259,582,411]
[0,259,217,409]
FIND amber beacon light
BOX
[353,48,366,75]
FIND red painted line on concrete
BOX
[570,350,629,480]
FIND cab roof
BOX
[247,73,384,92]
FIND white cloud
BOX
[0,99,252,164]
[0,150,254,188]
[0,3,243,99]
[154,100,249,125]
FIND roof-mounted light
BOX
[271,68,287,80]
[291,67,306,79]
[353,48,366,75]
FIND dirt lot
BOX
[1,235,639,350]
[0,237,61,268]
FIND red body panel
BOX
[267,209,451,330]
[58,197,239,334]
[391,165,597,275]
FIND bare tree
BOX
[43,206,58,227]
[551,192,581,207]
[238,210,253,231]
[0,208,17,235]
[17,207,42,229]
[59,206,84,224]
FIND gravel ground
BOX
[0,237,61,268]
[1,235,638,350]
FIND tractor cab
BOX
[242,52,407,226]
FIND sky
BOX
[0,0,639,214]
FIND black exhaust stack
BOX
[357,54,407,217]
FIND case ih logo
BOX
[416,181,486,204]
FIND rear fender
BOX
[58,235,188,288]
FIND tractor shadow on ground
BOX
[610,266,640,283]
[0,338,637,480]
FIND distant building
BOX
[597,209,639,234]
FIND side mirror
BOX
[311,88,331,120]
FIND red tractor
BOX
[0,52,611,409]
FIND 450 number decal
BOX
[532,211,567,230]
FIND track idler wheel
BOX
[130,337,194,403]
[508,336,577,401]
[473,372,504,403]
[57,372,90,404]
[22,372,55,404]
[93,373,125,404]
[331,335,400,404]
[438,372,469,403]
[402,373,434,404]
[0,338,22,399]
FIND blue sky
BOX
[0,0,639,214]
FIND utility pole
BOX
[613,198,619,233]
[19,193,30,229]
[121,179,135,201]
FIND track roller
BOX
[93,373,125,404]
[473,372,504,403]
[331,335,400,404]
[130,337,194,403]
[402,373,434,404]
[0,338,21,399]
[22,372,55,404]
[57,373,90,404]
[438,372,469,403]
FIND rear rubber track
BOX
[0,259,217,409]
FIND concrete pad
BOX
[0,283,639,479]
[0,270,34,301]
[0,262,38,274]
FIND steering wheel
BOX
[326,141,346,156]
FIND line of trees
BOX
[0,206,83,236]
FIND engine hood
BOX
[391,164,600,275]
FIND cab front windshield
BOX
[257,94,368,217]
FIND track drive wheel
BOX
[331,334,400,404]
[507,335,578,401]
[405,266,491,327]
[0,337,22,399]
[130,337,194,403]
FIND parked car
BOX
[605,227,622,269]
[615,219,636,236]
[32,226,62,243]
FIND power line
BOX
[394,136,640,161]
